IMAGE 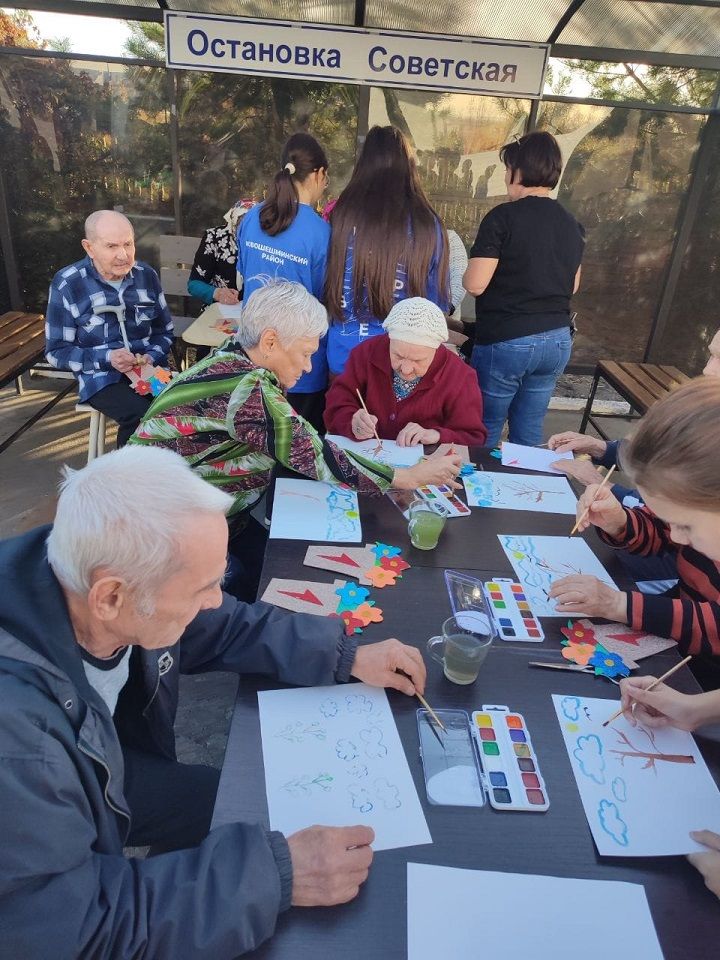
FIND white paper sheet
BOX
[464,471,577,514]
[217,302,243,319]
[498,534,617,616]
[552,694,720,856]
[407,864,664,960]
[270,478,362,542]
[258,684,431,851]
[325,434,424,468]
[501,441,574,473]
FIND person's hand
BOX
[288,825,374,906]
[396,423,440,447]
[351,638,426,696]
[213,287,240,305]
[551,458,605,487]
[548,431,607,458]
[550,574,628,622]
[619,678,719,730]
[574,482,627,537]
[351,408,378,440]
[109,348,137,373]
[689,831,720,899]
[396,455,462,492]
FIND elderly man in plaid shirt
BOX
[45,210,174,446]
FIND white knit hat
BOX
[382,297,448,349]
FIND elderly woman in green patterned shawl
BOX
[129,280,461,597]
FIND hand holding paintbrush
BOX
[570,465,620,536]
[353,388,381,442]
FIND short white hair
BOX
[84,209,133,242]
[47,446,233,597]
[235,279,328,349]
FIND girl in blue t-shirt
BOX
[237,133,330,431]
[324,125,450,377]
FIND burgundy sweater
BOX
[324,334,487,446]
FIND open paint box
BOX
[445,569,545,642]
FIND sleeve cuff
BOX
[335,631,359,683]
[267,830,293,913]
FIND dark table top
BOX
[214,450,720,958]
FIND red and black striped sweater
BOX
[600,506,720,656]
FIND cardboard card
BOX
[260,578,345,615]
[304,544,378,584]
[575,619,676,664]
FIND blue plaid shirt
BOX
[45,256,174,401]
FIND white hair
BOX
[235,278,328,349]
[47,446,233,598]
[84,209,133,242]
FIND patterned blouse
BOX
[129,345,393,515]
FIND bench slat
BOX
[617,362,667,404]
[596,360,658,413]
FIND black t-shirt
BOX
[469,196,585,345]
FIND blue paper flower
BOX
[372,542,402,561]
[490,448,502,459]
[589,647,630,679]
[335,582,370,612]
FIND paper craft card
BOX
[552,693,720,856]
[570,619,676,668]
[304,544,378,584]
[407,864,663,960]
[501,441,573,474]
[260,578,345,615]
[464,471,577,515]
[258,684,431,851]
[326,434,424,468]
[498,534,617,617]
[270,479,362,542]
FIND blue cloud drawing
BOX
[573,734,606,784]
[598,799,629,846]
[348,783,374,813]
[335,738,358,761]
[561,696,582,722]
[319,698,338,718]
[611,777,628,803]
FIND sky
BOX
[4,9,133,57]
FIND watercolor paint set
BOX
[416,484,471,518]
[416,706,549,812]
[444,570,545,642]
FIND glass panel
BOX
[177,72,359,235]
[559,1,720,58]
[0,54,173,312]
[364,0,564,42]
[652,118,720,375]
[537,100,706,365]
[368,87,529,250]
[166,0,355,23]
[544,58,718,109]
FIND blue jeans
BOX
[471,328,572,447]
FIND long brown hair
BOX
[624,376,720,509]
[325,125,449,320]
[259,133,328,237]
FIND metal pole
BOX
[169,69,183,236]
[0,160,22,310]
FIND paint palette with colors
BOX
[483,578,544,641]
[416,484,470,517]
[472,707,550,811]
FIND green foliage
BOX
[123,22,165,62]
[552,59,717,107]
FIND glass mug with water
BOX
[407,498,449,550]
[427,613,494,684]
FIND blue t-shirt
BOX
[237,203,330,392]
[326,218,449,376]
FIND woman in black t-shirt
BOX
[463,132,585,448]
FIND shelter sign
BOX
[165,13,548,99]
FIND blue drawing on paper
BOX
[319,698,339,718]
[275,721,326,743]
[349,783,374,813]
[336,738,358,761]
[561,696,582,722]
[573,734,606,785]
[611,777,628,803]
[325,487,361,541]
[360,726,388,759]
[375,778,401,810]
[348,763,369,779]
[464,473,493,507]
[282,772,334,797]
[345,694,373,715]
[598,799,629,846]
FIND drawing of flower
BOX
[363,566,398,588]
[335,582,370,611]
[378,555,410,574]
[353,602,384,626]
[561,641,595,667]
[372,542,402,561]
[560,620,597,645]
[589,648,630,679]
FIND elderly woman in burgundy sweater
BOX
[324,298,487,447]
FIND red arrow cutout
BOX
[279,588,323,605]
[318,552,360,567]
[606,631,643,646]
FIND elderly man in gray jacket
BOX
[0,446,426,959]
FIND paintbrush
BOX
[602,655,692,727]
[355,388,381,443]
[570,464,617,536]
[415,690,447,732]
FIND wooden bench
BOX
[0,311,75,455]
[579,359,690,440]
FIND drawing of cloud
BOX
[611,777,628,803]
[374,778,401,810]
[561,696,581,722]
[336,738,358,761]
[348,763,369,779]
[348,783,374,813]
[319,698,338,718]
[573,734,606,784]
[598,799,629,847]
[345,694,373,714]
[360,726,388,759]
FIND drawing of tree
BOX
[506,481,560,503]
[610,726,696,773]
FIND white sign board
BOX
[165,13,548,99]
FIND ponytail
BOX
[259,133,328,237]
